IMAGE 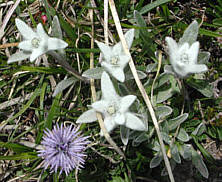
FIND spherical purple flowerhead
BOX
[38,124,89,175]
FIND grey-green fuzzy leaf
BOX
[120,126,130,145]
[168,113,189,131]
[53,77,76,97]
[150,152,163,168]
[82,67,105,79]
[171,144,181,163]
[155,106,172,120]
[177,128,190,142]
[192,149,209,178]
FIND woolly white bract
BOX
[8,18,68,63]
[165,37,208,78]
[77,71,147,134]
[96,29,134,82]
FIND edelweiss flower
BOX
[8,18,68,63]
[96,29,134,82]
[165,37,208,78]
[38,124,89,175]
[83,71,146,134]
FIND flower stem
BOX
[151,51,162,106]
[48,51,89,83]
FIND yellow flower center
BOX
[111,56,119,65]
[107,105,116,115]
[180,53,189,64]
[31,38,40,48]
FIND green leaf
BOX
[146,63,158,73]
[179,20,199,46]
[186,78,213,98]
[132,132,149,147]
[154,87,174,104]
[155,106,172,119]
[125,70,147,80]
[52,16,63,39]
[198,52,210,64]
[0,142,33,153]
[0,152,38,160]
[191,148,209,178]
[161,160,176,176]
[82,67,105,79]
[120,126,130,145]
[58,15,76,41]
[19,66,65,74]
[76,109,97,124]
[134,10,155,57]
[216,127,222,140]
[139,0,171,14]
[154,73,172,89]
[168,113,189,131]
[42,0,54,24]
[177,128,189,142]
[44,93,62,130]
[2,87,40,134]
[192,123,206,136]
[192,135,215,164]
[52,15,66,57]
[199,28,222,38]
[163,65,175,75]
[150,152,163,168]
[36,82,48,144]
[171,144,181,163]
[53,77,77,97]
[178,144,192,159]
[161,132,171,144]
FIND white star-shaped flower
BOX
[91,71,146,134]
[8,18,68,63]
[96,29,134,82]
[165,37,208,78]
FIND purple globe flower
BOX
[38,124,90,175]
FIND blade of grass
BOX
[0,152,38,160]
[44,93,62,130]
[0,87,40,131]
[139,0,171,14]
[0,141,33,153]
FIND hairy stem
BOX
[48,51,89,83]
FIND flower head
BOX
[8,18,68,63]
[96,29,134,82]
[38,124,89,175]
[165,37,208,78]
[91,71,147,134]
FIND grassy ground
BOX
[0,0,222,181]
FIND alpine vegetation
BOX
[77,71,147,134]
[8,18,68,63]
[165,20,208,78]
[38,124,90,176]
[3,3,214,180]
[95,29,135,82]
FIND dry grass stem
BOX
[108,0,175,181]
